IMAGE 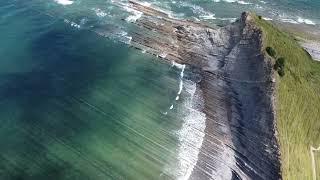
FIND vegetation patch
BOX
[266,46,276,58]
[253,13,320,179]
[274,57,286,77]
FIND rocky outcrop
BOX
[113,1,281,179]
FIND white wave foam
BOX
[172,61,186,95]
[210,144,237,180]
[54,0,73,5]
[255,4,263,9]
[200,13,216,20]
[159,52,168,58]
[172,61,186,72]
[237,0,252,5]
[140,1,152,7]
[115,30,132,44]
[64,19,80,28]
[124,6,143,22]
[178,2,204,15]
[164,80,206,180]
[123,36,132,44]
[297,17,316,25]
[262,17,272,21]
[280,18,299,24]
[213,0,252,5]
[168,12,185,20]
[279,14,316,25]
[167,62,186,111]
[217,17,237,22]
[92,8,108,17]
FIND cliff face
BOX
[196,13,281,180]
[114,1,281,179]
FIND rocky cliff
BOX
[114,1,281,179]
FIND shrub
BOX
[266,47,276,57]
[275,57,285,68]
[274,57,286,77]
[258,15,262,20]
[278,68,285,77]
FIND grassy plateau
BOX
[253,14,320,179]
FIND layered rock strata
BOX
[113,1,281,179]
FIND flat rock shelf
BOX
[113,1,281,179]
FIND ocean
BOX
[0,0,318,179]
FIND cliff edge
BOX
[113,1,281,179]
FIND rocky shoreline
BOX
[113,1,281,179]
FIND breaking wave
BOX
[297,17,316,25]
[172,61,186,101]
[164,79,206,180]
[213,0,253,5]
[54,0,74,5]
[279,17,316,25]
[124,6,143,22]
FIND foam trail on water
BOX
[164,80,206,180]
[64,19,81,28]
[213,0,252,5]
[297,17,316,25]
[200,14,216,20]
[172,61,186,95]
[54,0,74,5]
[167,61,186,111]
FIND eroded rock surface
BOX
[113,1,281,179]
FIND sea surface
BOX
[0,0,318,180]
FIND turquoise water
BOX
[0,0,318,179]
[0,2,189,179]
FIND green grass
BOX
[252,13,320,179]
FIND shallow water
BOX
[0,0,318,179]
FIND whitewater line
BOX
[172,61,186,103]
[164,61,185,114]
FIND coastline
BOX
[273,22,320,61]
[110,1,281,178]
[298,39,320,61]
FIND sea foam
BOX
[213,0,253,5]
[262,17,272,21]
[279,14,316,25]
[200,13,217,20]
[92,8,108,17]
[164,80,206,180]
[124,6,143,22]
[167,61,186,111]
[297,17,316,25]
[64,19,80,28]
[162,62,206,180]
[54,0,74,5]
[280,18,299,24]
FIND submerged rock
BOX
[113,1,281,179]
